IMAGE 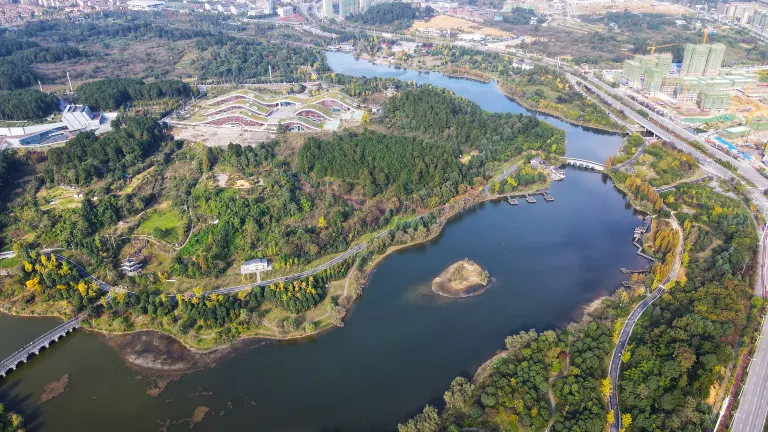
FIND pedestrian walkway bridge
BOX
[565,158,605,171]
[0,317,81,378]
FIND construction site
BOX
[613,38,767,164]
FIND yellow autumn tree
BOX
[620,413,632,432]
[76,280,88,297]
[25,276,42,292]
[601,377,612,399]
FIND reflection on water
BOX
[0,55,645,432]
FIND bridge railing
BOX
[0,317,81,372]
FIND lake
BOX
[0,53,646,432]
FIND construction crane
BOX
[703,24,714,44]
[647,43,676,55]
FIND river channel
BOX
[0,53,647,432]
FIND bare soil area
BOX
[104,330,267,373]
[171,126,276,147]
[40,374,69,403]
[411,15,514,37]
[432,259,491,297]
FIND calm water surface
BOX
[0,54,645,432]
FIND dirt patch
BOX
[411,15,514,37]
[585,0,690,15]
[145,376,180,397]
[171,125,276,147]
[432,259,491,297]
[191,406,209,423]
[215,173,229,187]
[104,330,269,373]
[166,406,210,429]
[40,374,69,403]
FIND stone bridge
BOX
[565,158,605,171]
[0,317,81,378]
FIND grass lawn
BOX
[37,187,83,211]
[137,207,184,243]
[0,256,18,269]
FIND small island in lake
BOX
[432,259,491,297]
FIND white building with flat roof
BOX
[241,258,272,274]
[277,5,294,16]
[126,0,165,10]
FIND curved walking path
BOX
[483,161,520,196]
[51,231,384,298]
[608,216,684,432]
[613,141,647,170]
[545,344,572,432]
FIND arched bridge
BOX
[565,158,605,172]
[0,317,81,378]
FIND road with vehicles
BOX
[731,226,768,432]
[732,313,768,432]
[581,73,768,191]
[571,69,768,432]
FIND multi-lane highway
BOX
[732,313,768,432]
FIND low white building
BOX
[126,0,165,10]
[241,258,272,274]
[277,5,294,16]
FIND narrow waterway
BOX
[0,54,646,432]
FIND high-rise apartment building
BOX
[323,0,333,18]
[621,53,672,92]
[338,0,355,17]
[337,0,379,18]
[681,43,726,76]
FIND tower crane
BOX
[647,43,676,55]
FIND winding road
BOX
[50,232,382,298]
[608,216,684,431]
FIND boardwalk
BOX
[0,317,81,378]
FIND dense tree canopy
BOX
[299,130,464,199]
[0,402,24,432]
[620,184,759,431]
[76,78,194,111]
[195,35,328,83]
[0,60,38,90]
[0,89,59,120]
[384,87,566,160]
[348,2,433,29]
[45,116,165,185]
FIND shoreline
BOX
[349,52,625,134]
[0,178,572,363]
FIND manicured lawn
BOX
[138,207,184,242]
[0,256,18,269]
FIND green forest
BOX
[620,184,759,431]
[75,78,195,111]
[195,35,328,83]
[348,2,434,30]
[299,87,563,206]
[44,116,165,185]
[0,89,59,121]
